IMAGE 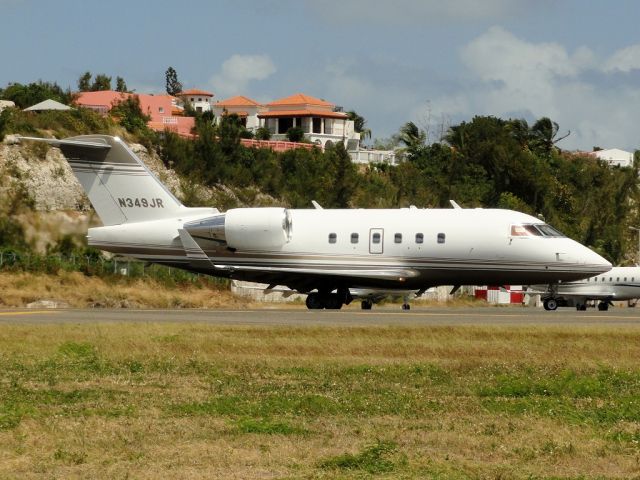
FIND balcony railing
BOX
[349,149,398,165]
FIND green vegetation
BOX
[1,323,640,477]
[1,80,72,109]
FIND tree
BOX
[115,76,128,93]
[255,126,272,140]
[91,74,112,91]
[111,95,150,134]
[347,110,372,141]
[1,81,71,108]
[165,67,182,96]
[78,71,92,91]
[398,121,426,158]
[286,126,305,142]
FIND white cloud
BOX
[603,44,640,72]
[419,27,640,150]
[210,54,276,98]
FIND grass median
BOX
[1,322,639,478]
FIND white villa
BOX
[212,95,263,130]
[178,89,214,113]
[258,93,359,149]
[209,91,396,164]
[590,148,634,168]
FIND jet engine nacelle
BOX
[184,208,292,250]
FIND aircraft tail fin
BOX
[19,135,184,226]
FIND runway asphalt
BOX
[0,306,639,326]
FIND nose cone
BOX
[573,241,612,275]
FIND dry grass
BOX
[0,271,248,309]
[1,322,640,478]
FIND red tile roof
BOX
[266,93,333,107]
[215,95,261,107]
[180,89,214,97]
[258,109,347,119]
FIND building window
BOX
[372,232,381,244]
[394,233,402,244]
[313,117,322,134]
[437,233,446,244]
[198,98,202,102]
[159,107,164,113]
[415,233,424,244]
[328,233,337,244]
[278,117,293,134]
[351,233,359,244]
[601,278,605,282]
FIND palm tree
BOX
[346,110,372,141]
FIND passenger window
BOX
[601,278,605,282]
[351,233,359,244]
[328,233,337,244]
[415,233,424,244]
[609,277,612,282]
[394,233,402,244]
[624,277,627,281]
[437,233,446,244]
[372,233,381,244]
[617,277,620,282]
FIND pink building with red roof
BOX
[74,90,195,137]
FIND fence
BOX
[0,251,228,288]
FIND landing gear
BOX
[361,299,373,310]
[543,297,558,311]
[305,293,325,310]
[401,295,411,311]
[576,303,587,311]
[305,288,350,310]
[597,301,609,311]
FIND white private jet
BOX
[528,266,640,311]
[19,135,612,310]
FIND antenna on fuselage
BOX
[311,200,323,210]
[450,200,462,209]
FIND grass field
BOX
[1,322,640,479]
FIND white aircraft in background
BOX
[528,266,640,311]
[19,135,611,310]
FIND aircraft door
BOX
[369,228,384,254]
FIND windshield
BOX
[510,223,566,238]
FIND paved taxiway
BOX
[0,307,639,326]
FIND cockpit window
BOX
[535,224,565,237]
[510,223,566,238]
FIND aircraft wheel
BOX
[576,304,587,311]
[402,303,411,311]
[325,294,343,310]
[305,293,324,310]
[361,300,373,310]
[543,298,558,311]
[597,302,609,311]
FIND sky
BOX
[2,0,640,151]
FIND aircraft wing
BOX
[212,263,419,282]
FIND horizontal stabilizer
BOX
[19,135,183,226]
[18,136,112,150]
